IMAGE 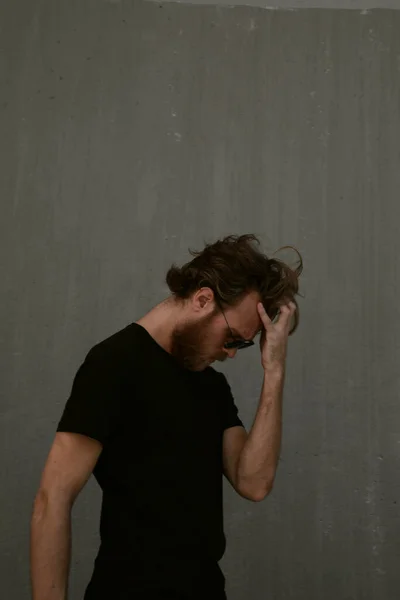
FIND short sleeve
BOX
[216,372,244,431]
[57,345,124,444]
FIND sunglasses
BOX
[218,306,254,351]
[220,304,280,351]
[224,338,254,350]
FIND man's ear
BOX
[191,287,215,313]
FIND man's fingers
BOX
[258,301,296,329]
[278,302,296,326]
[257,302,271,326]
[274,302,296,321]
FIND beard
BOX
[171,314,219,371]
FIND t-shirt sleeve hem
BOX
[56,422,107,445]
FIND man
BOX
[31,234,301,600]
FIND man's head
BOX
[166,234,302,371]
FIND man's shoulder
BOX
[202,366,229,388]
[85,322,144,364]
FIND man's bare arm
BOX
[30,432,102,600]
[223,301,296,502]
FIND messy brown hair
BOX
[166,234,303,334]
[166,234,303,333]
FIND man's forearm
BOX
[237,368,285,500]
[30,491,71,600]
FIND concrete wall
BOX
[157,0,400,8]
[1,1,400,599]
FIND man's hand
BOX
[257,301,297,371]
[235,301,296,500]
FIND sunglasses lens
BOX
[224,340,254,350]
[225,341,239,349]
[241,341,254,349]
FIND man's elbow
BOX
[249,483,273,503]
[239,478,275,503]
[32,486,74,522]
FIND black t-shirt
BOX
[57,323,243,590]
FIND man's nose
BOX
[225,347,238,359]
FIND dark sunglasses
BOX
[220,303,280,351]
[218,305,254,351]
[224,338,254,350]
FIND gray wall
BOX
[158,0,400,8]
[1,1,400,599]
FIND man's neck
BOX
[137,297,183,354]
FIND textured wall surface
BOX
[1,1,400,599]
[154,0,400,9]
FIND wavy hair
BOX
[166,234,303,334]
